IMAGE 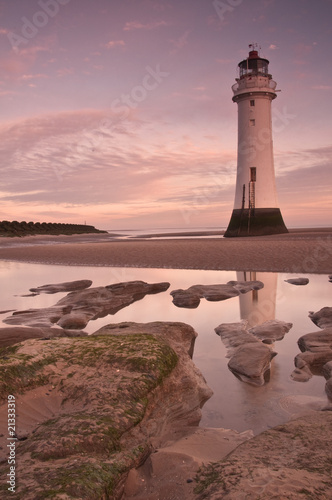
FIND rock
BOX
[284,277,309,285]
[169,289,201,308]
[322,360,332,380]
[0,322,212,498]
[227,280,264,293]
[171,280,263,308]
[215,321,258,354]
[328,275,332,283]
[309,307,332,328]
[322,361,332,399]
[194,412,332,500]
[215,321,278,385]
[291,329,332,387]
[4,281,170,329]
[249,320,293,343]
[298,328,332,352]
[0,326,87,348]
[29,279,93,294]
[228,343,277,386]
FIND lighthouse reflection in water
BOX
[237,271,278,327]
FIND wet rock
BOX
[29,279,93,294]
[0,322,212,498]
[323,361,332,399]
[291,328,332,387]
[171,280,263,309]
[215,321,278,386]
[309,307,332,329]
[4,281,170,330]
[228,343,277,386]
[284,277,309,285]
[328,275,332,283]
[227,280,264,293]
[249,320,293,343]
[298,328,332,352]
[0,326,87,348]
[194,412,332,500]
[215,322,258,353]
[169,289,201,308]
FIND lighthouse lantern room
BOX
[224,45,288,237]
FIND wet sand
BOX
[0,229,332,273]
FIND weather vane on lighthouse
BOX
[224,45,288,237]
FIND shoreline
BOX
[0,229,331,273]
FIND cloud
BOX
[269,44,278,50]
[311,85,331,90]
[105,40,125,49]
[0,109,234,223]
[123,20,168,31]
[20,73,48,81]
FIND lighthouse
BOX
[224,45,288,237]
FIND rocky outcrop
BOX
[309,306,332,328]
[214,320,291,386]
[0,326,87,348]
[28,279,92,295]
[194,412,332,500]
[171,280,263,308]
[4,281,170,330]
[291,328,332,384]
[0,322,212,499]
[284,277,309,285]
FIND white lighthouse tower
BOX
[224,45,288,237]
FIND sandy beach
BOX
[0,228,332,273]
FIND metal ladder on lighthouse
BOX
[248,181,255,234]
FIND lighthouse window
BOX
[250,100,255,107]
[249,119,255,126]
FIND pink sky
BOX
[0,0,331,230]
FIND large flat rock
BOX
[0,322,212,499]
[4,280,170,330]
[171,280,263,308]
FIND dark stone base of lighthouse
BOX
[224,208,288,237]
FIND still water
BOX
[0,261,331,434]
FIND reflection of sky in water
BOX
[0,262,331,434]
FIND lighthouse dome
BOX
[238,50,270,79]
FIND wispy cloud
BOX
[105,40,125,49]
[123,20,168,31]
[311,85,331,90]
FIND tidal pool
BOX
[0,261,331,434]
